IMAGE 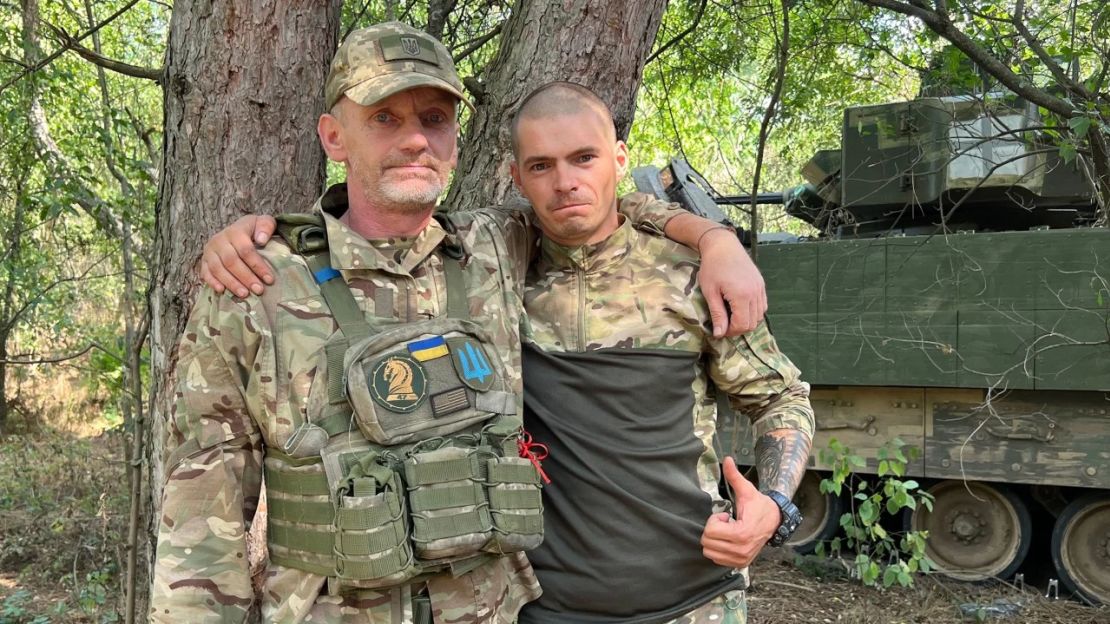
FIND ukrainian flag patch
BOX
[407,336,449,362]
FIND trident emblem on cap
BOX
[400,36,420,56]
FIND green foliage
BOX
[816,437,935,589]
[1,591,40,624]
[631,0,918,235]
[0,0,159,432]
[0,433,126,621]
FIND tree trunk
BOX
[443,0,669,210]
[0,335,9,433]
[0,187,20,434]
[0,177,25,435]
[144,0,341,617]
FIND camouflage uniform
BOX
[519,194,815,624]
[152,184,687,622]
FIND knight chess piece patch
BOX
[370,353,428,412]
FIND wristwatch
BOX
[762,489,803,547]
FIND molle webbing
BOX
[264,447,530,581]
[274,213,471,407]
[267,213,542,589]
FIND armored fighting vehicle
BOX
[634,93,1109,604]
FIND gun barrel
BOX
[716,193,785,205]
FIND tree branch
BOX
[646,0,708,65]
[854,0,1076,118]
[0,342,116,365]
[749,0,791,259]
[1009,3,1092,100]
[19,0,137,251]
[0,0,144,96]
[452,22,503,63]
[52,25,162,82]
[426,0,459,40]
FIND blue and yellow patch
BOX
[447,337,496,391]
[407,335,449,362]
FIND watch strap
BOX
[762,489,803,547]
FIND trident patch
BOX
[400,36,421,56]
[448,337,496,391]
[370,353,428,412]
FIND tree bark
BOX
[144,0,341,616]
[443,0,669,210]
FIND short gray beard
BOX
[355,168,447,212]
[377,179,446,206]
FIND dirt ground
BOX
[2,432,1108,622]
[747,548,1110,624]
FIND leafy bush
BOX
[0,432,126,622]
[816,437,935,588]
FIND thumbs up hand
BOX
[700,457,783,569]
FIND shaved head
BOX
[510,82,617,158]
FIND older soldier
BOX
[158,22,766,624]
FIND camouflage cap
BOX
[325,21,474,113]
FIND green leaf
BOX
[859,499,879,524]
[886,497,902,515]
[883,566,899,587]
[898,569,912,587]
[1068,115,1092,139]
[1060,142,1078,164]
[878,460,889,476]
[865,561,881,585]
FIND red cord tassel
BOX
[517,431,551,484]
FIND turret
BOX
[789,94,1098,238]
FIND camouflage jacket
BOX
[519,194,815,621]
[151,185,688,623]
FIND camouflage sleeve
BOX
[618,192,691,237]
[463,202,537,288]
[705,322,815,441]
[150,290,269,622]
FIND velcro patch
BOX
[448,337,496,392]
[407,335,449,362]
[379,34,439,66]
[370,353,428,413]
[431,387,470,418]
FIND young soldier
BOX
[510,83,813,624]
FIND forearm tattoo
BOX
[754,430,812,497]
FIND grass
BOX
[0,367,127,623]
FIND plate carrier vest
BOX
[254,213,544,595]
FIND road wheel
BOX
[1051,493,1110,605]
[787,470,843,554]
[906,480,1031,581]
